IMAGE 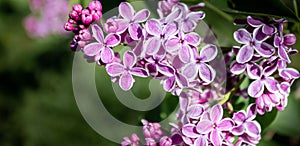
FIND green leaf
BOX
[256,109,278,132]
[270,95,300,137]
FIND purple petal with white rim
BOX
[182,63,198,79]
[231,125,244,135]
[129,67,149,77]
[176,73,189,88]
[187,11,205,21]
[236,45,254,64]
[165,38,180,52]
[248,79,264,97]
[184,32,201,46]
[144,37,161,55]
[196,120,213,134]
[246,103,257,120]
[230,61,246,75]
[210,129,222,146]
[163,76,175,91]
[246,63,262,80]
[163,22,178,37]
[262,24,276,35]
[284,68,300,78]
[119,2,134,20]
[264,77,279,93]
[165,7,182,22]
[253,27,268,42]
[232,111,246,125]
[199,44,218,62]
[263,62,277,77]
[101,47,114,63]
[198,63,216,83]
[244,121,261,137]
[278,45,291,63]
[106,63,124,76]
[194,136,208,146]
[254,42,275,57]
[157,64,175,77]
[133,9,150,23]
[91,24,104,43]
[105,33,121,47]
[83,42,103,56]
[119,72,135,91]
[218,118,234,131]
[145,19,161,37]
[247,16,263,27]
[187,104,204,119]
[128,23,143,40]
[279,82,290,95]
[233,29,252,44]
[210,104,223,123]
[179,45,191,63]
[123,51,136,69]
[182,20,196,33]
[115,19,129,33]
[182,124,200,138]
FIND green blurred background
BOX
[0,0,300,146]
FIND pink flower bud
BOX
[88,0,102,11]
[72,4,82,13]
[284,33,296,46]
[69,10,80,21]
[81,9,93,25]
[104,18,119,33]
[64,22,77,31]
[159,136,172,146]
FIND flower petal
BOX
[199,44,218,62]
[119,2,134,20]
[194,136,208,146]
[232,111,247,125]
[129,67,149,77]
[230,61,246,75]
[187,104,204,119]
[184,32,201,46]
[145,19,161,37]
[105,33,121,47]
[128,23,143,40]
[231,125,244,135]
[91,24,104,43]
[176,73,189,88]
[182,124,200,138]
[246,63,262,80]
[163,22,178,37]
[264,77,279,93]
[236,45,254,64]
[83,42,103,56]
[106,63,124,76]
[210,104,223,123]
[248,79,264,97]
[254,42,275,57]
[198,63,216,83]
[253,27,268,42]
[233,29,252,44]
[144,37,161,55]
[196,120,213,134]
[133,9,150,23]
[262,24,276,35]
[123,51,137,69]
[210,129,222,146]
[115,19,129,33]
[247,16,263,27]
[179,45,191,63]
[182,20,197,32]
[163,76,176,91]
[244,121,261,137]
[246,103,257,120]
[218,118,234,131]
[119,72,135,91]
[157,64,175,77]
[101,47,114,63]
[182,63,198,79]
[278,45,291,63]
[165,38,180,52]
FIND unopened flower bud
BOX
[69,10,80,21]
[104,18,118,33]
[284,33,296,46]
[72,4,83,13]
[159,136,172,146]
[88,0,102,11]
[64,22,77,31]
[81,9,93,25]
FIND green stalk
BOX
[204,0,234,22]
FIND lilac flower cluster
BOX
[64,0,103,51]
[64,1,300,146]
[121,119,172,146]
[24,0,69,38]
[230,16,300,114]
